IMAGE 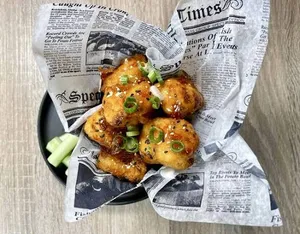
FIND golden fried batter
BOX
[97,150,147,183]
[87,56,203,182]
[99,54,147,91]
[155,73,204,119]
[102,81,153,127]
[139,118,199,170]
[83,108,124,152]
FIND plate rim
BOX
[37,92,148,205]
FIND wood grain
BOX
[0,0,299,233]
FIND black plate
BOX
[37,92,148,205]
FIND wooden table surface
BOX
[0,0,299,233]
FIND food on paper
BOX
[101,55,154,128]
[97,149,147,183]
[83,55,203,181]
[139,118,199,170]
[83,108,124,152]
[34,2,281,226]
[102,80,153,127]
[155,72,204,119]
[99,54,148,91]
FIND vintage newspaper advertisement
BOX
[33,0,282,226]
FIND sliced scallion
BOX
[149,96,160,109]
[148,70,157,83]
[138,61,149,76]
[126,131,140,137]
[138,61,163,84]
[149,126,164,144]
[156,73,164,84]
[170,140,185,153]
[120,75,129,85]
[125,137,139,153]
[150,85,164,100]
[113,135,127,150]
[124,97,138,114]
[127,125,139,131]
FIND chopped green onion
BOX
[126,137,138,149]
[148,70,157,83]
[125,137,139,153]
[156,73,164,84]
[138,61,149,76]
[126,131,140,137]
[138,61,163,84]
[120,75,129,85]
[150,96,160,109]
[171,140,185,153]
[126,125,140,137]
[124,97,138,114]
[127,125,139,131]
[46,137,62,153]
[62,155,71,167]
[149,126,164,144]
[113,135,127,149]
[150,85,164,100]
[47,134,79,167]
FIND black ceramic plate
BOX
[37,92,148,205]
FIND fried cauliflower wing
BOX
[155,73,204,119]
[139,117,199,170]
[99,54,147,91]
[97,150,147,183]
[83,108,124,151]
[102,81,153,127]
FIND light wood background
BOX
[0,0,299,233]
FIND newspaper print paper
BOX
[33,0,282,226]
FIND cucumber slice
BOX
[46,137,62,153]
[62,155,71,168]
[47,135,78,167]
[59,133,72,141]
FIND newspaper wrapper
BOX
[33,0,282,226]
